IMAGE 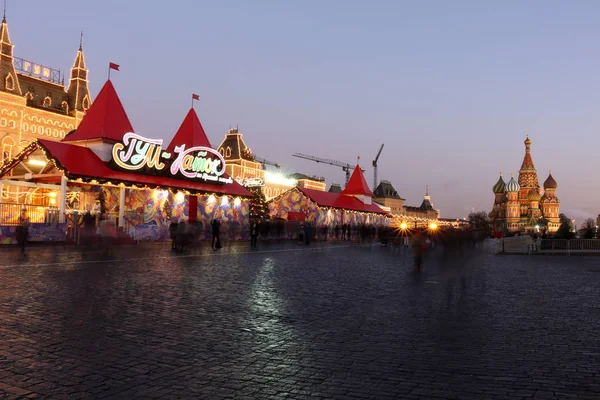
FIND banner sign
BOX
[111,133,232,184]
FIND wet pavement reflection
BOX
[0,242,599,399]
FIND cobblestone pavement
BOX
[1,241,600,399]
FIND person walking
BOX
[250,221,258,248]
[411,230,427,273]
[211,219,221,249]
[169,217,179,250]
[303,222,312,245]
[17,208,30,255]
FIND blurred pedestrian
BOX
[211,219,221,249]
[411,230,427,273]
[17,208,30,254]
[250,220,258,248]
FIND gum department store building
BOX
[0,15,89,202]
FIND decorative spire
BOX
[426,184,429,196]
[520,135,536,170]
[67,35,90,112]
[0,10,21,95]
[3,0,6,23]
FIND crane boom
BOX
[253,155,280,169]
[372,143,384,190]
[292,153,362,186]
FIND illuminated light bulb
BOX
[400,222,407,230]
[429,223,438,230]
[208,195,216,204]
[49,192,57,198]
[49,198,56,205]
[175,192,184,202]
[234,197,241,206]
[221,196,229,206]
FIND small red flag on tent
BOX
[192,94,200,101]
[109,62,120,71]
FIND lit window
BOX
[5,74,14,91]
[39,125,43,134]
[45,128,51,136]
[22,123,28,131]
[8,121,14,129]
[0,119,5,127]
[52,129,58,137]
[31,125,36,134]
[43,97,51,108]
[60,130,65,138]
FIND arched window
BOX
[82,95,90,110]
[0,119,6,127]
[31,125,36,134]
[43,97,51,108]
[45,128,51,136]
[5,74,14,91]
[22,123,28,132]
[2,136,15,161]
[60,130,65,138]
[225,147,232,158]
[38,125,43,134]
[8,121,14,129]
[52,129,58,137]
[61,101,69,114]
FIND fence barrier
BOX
[492,237,600,255]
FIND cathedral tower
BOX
[541,171,560,230]
[505,175,520,229]
[518,136,540,215]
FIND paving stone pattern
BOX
[0,242,600,399]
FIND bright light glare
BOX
[400,222,408,230]
[429,223,438,230]
[28,159,47,167]
[208,195,216,204]
[264,171,298,187]
[175,192,184,202]
[221,196,229,206]
[234,197,241,206]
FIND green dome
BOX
[492,174,506,194]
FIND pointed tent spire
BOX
[341,165,373,197]
[166,108,212,153]
[63,80,133,143]
[521,135,535,170]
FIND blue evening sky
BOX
[8,1,600,221]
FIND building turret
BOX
[489,173,506,222]
[505,175,520,227]
[541,171,560,227]
[66,37,91,113]
[518,135,540,205]
[0,15,21,95]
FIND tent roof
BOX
[341,165,373,196]
[298,187,387,214]
[62,80,134,143]
[26,139,251,197]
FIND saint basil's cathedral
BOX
[489,137,560,233]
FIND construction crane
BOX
[253,156,280,169]
[293,153,363,186]
[372,144,384,190]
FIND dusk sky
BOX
[9,1,600,221]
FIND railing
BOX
[0,203,60,226]
[123,216,141,243]
[493,237,600,255]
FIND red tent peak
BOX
[166,108,212,152]
[341,165,373,197]
[62,80,134,143]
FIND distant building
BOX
[216,127,326,199]
[373,180,440,221]
[489,137,560,233]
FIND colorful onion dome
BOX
[492,173,506,194]
[524,135,531,146]
[528,191,541,201]
[506,175,520,192]
[543,171,557,189]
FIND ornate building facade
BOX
[0,15,89,202]
[489,137,560,233]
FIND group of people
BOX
[169,218,222,252]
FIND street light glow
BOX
[400,222,407,230]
